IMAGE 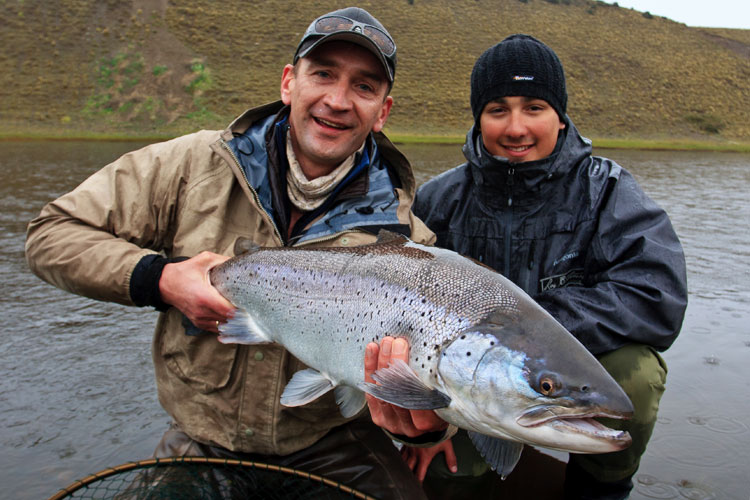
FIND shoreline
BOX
[1,130,748,153]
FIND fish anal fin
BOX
[468,431,524,479]
[357,359,451,410]
[281,368,335,407]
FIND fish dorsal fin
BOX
[280,368,335,407]
[233,237,262,256]
[217,309,273,345]
[358,359,451,410]
[334,386,367,418]
[468,431,524,479]
[375,229,409,245]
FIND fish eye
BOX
[538,375,558,396]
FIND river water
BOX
[1,141,748,499]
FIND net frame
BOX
[47,456,376,500]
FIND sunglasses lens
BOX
[363,26,395,56]
[313,16,395,57]
[315,16,354,34]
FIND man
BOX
[26,7,435,499]
[412,34,688,499]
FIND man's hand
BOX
[159,251,235,333]
[365,336,448,438]
[402,440,458,482]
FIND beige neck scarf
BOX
[285,136,365,212]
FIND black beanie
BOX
[470,34,567,124]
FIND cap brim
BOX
[295,32,394,83]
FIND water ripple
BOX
[686,416,748,434]
[647,434,733,469]
[635,475,680,499]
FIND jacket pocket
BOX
[159,311,240,394]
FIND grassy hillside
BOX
[1,0,748,145]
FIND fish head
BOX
[437,302,633,454]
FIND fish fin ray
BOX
[357,359,451,410]
[375,229,409,245]
[334,386,367,418]
[468,431,523,479]
[281,368,334,407]
[217,309,273,345]
[233,237,262,256]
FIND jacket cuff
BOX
[383,424,458,448]
[130,254,188,311]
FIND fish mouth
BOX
[517,405,632,446]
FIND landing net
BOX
[48,456,374,500]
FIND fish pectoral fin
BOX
[468,431,524,480]
[334,386,367,418]
[280,368,335,407]
[357,359,451,410]
[217,309,273,345]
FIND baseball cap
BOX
[293,7,397,83]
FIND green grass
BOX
[589,138,750,152]
[387,133,466,145]
[2,128,749,153]
[1,0,748,142]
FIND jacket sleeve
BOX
[25,135,197,306]
[533,170,688,355]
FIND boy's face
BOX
[479,96,565,163]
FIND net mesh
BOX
[48,457,374,500]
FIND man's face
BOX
[479,96,565,163]
[280,41,393,178]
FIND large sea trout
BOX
[210,231,633,476]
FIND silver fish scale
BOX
[212,241,519,385]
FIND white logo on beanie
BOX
[513,75,535,81]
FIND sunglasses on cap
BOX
[308,15,396,57]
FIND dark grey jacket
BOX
[414,119,687,355]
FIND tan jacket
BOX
[26,102,435,455]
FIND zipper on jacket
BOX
[502,167,514,277]
[220,139,284,245]
[291,228,364,248]
[523,239,536,293]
